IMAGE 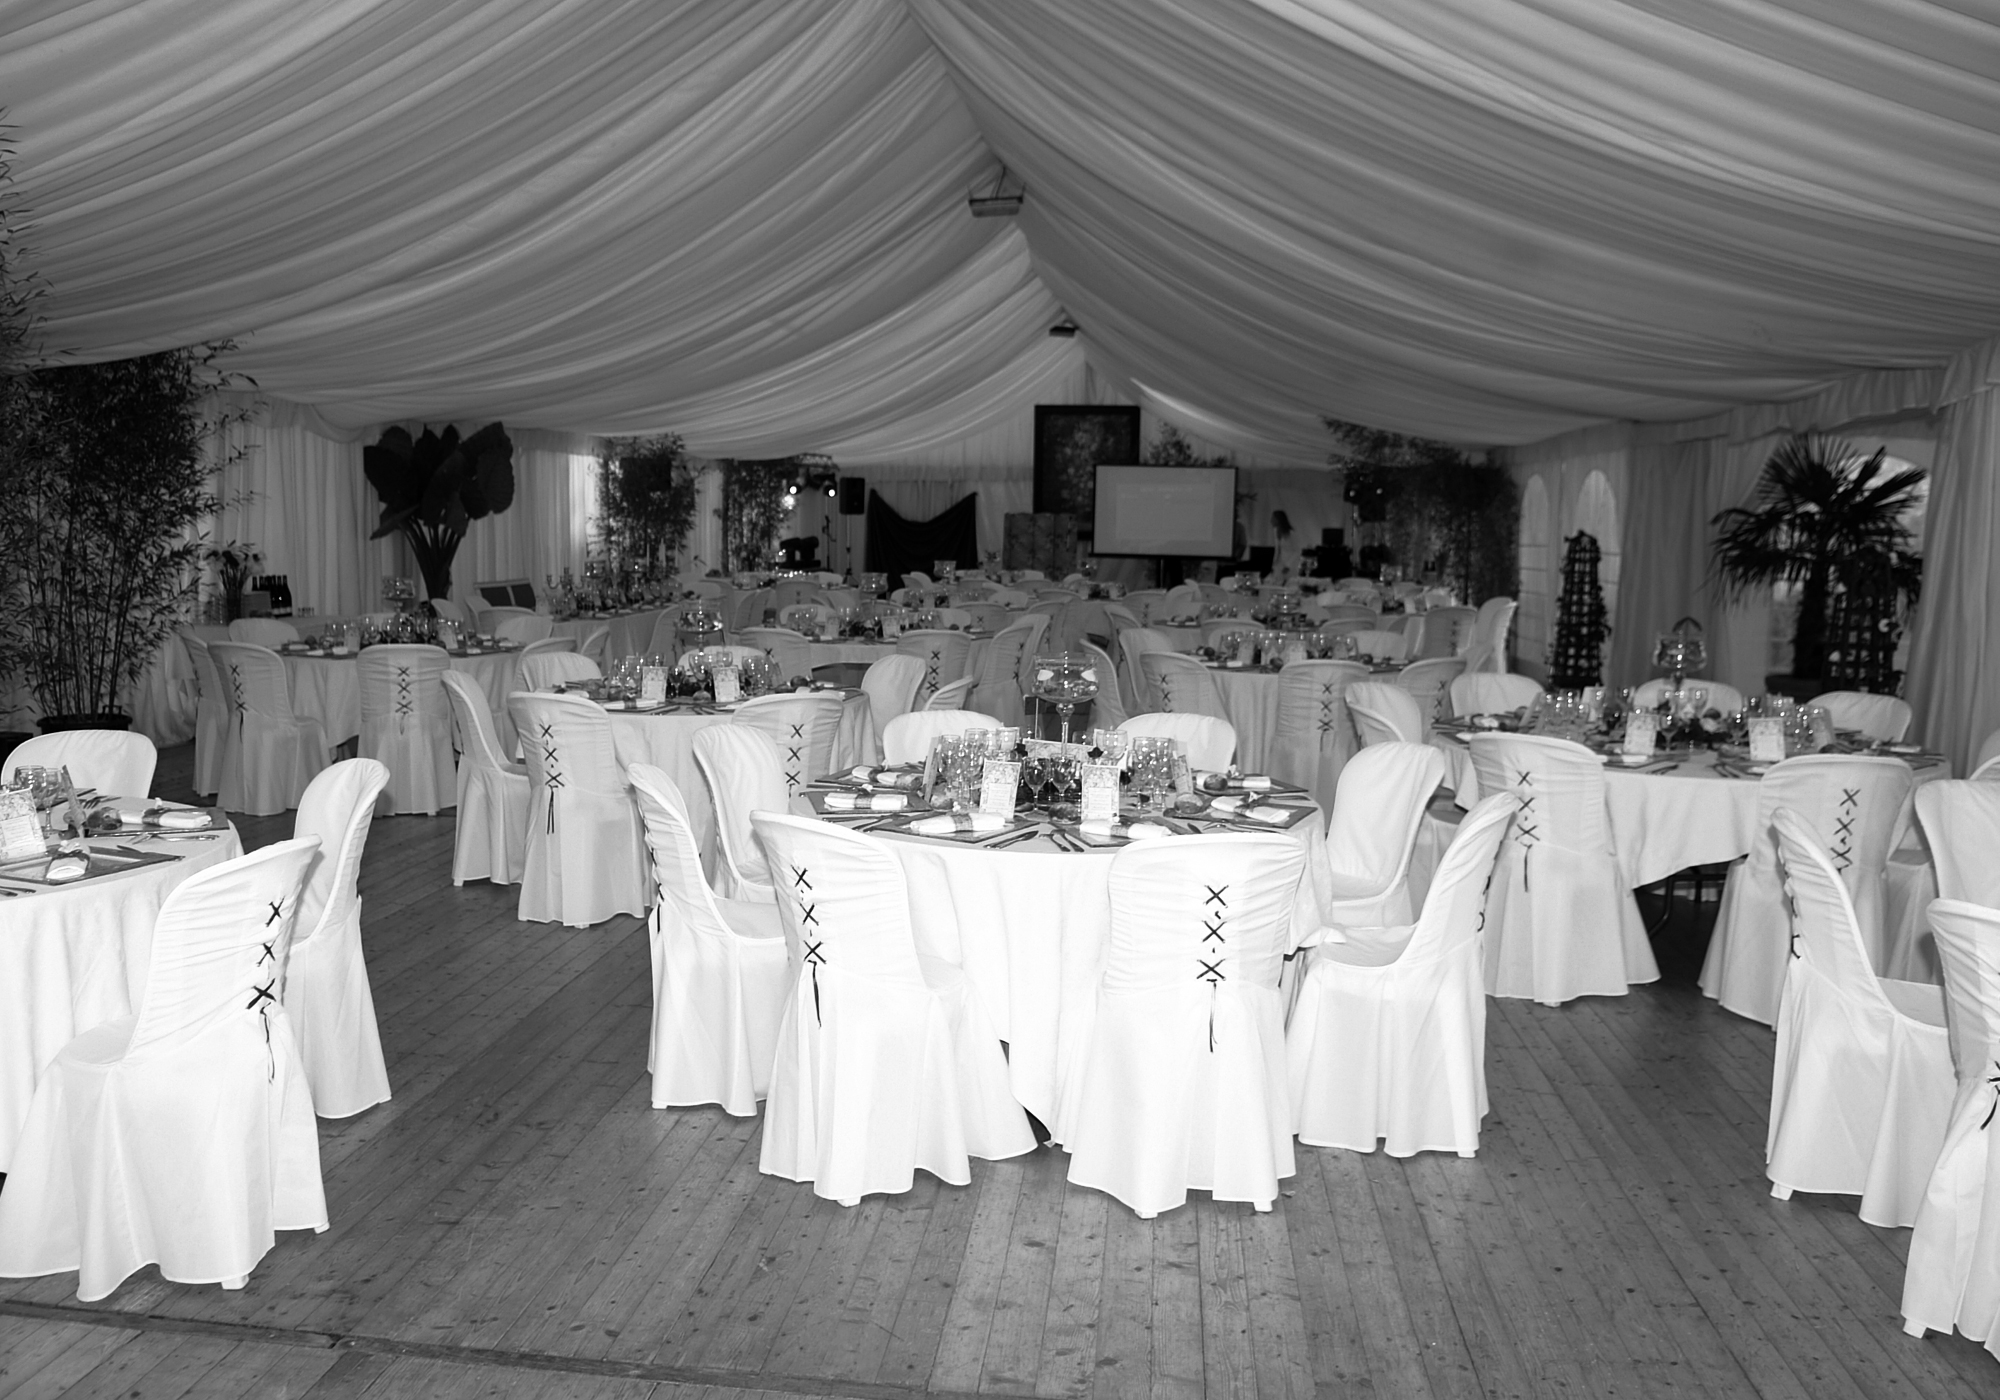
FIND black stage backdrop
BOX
[864,490,978,588]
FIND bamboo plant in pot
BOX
[1710,432,1924,696]
[0,349,226,732]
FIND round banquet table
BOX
[0,811,243,1172]
[788,802,1333,1136]
[553,607,672,660]
[282,648,523,751]
[800,636,994,678]
[606,691,877,868]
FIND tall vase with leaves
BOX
[0,348,235,728]
[1710,433,1923,686]
[364,423,515,601]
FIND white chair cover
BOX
[1118,627,1172,713]
[1122,589,1167,624]
[1917,781,2000,906]
[894,630,974,708]
[860,654,924,750]
[1766,809,1952,1227]
[429,596,471,627]
[517,651,601,691]
[1058,834,1307,1217]
[227,618,299,647]
[734,692,846,797]
[1449,672,1544,718]
[442,671,530,886]
[1321,603,1380,626]
[508,692,650,927]
[749,812,1034,1204]
[629,764,788,1115]
[1318,742,1449,930]
[968,619,1042,726]
[645,608,684,661]
[1204,618,1259,650]
[1394,657,1465,738]
[1423,605,1477,658]
[492,612,554,644]
[1116,713,1237,771]
[479,604,538,634]
[356,643,456,816]
[1346,680,1423,746]
[1287,795,1519,1157]
[881,710,999,765]
[518,636,579,659]
[209,641,329,816]
[1701,755,1914,1025]
[1349,628,1408,662]
[1269,660,1370,806]
[576,623,611,668]
[741,627,814,682]
[1163,581,1203,613]
[182,631,229,796]
[1,729,157,798]
[1974,727,2000,777]
[925,676,975,710]
[1468,733,1659,1004]
[1078,640,1128,730]
[1630,678,1747,715]
[692,723,787,901]
[1902,899,2000,1350]
[1813,690,1915,742]
[1139,652,1231,721]
[288,759,392,1119]
[0,839,325,1301]
[1461,598,1516,672]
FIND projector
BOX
[968,193,1024,218]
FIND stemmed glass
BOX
[1028,653,1100,748]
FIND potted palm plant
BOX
[1710,433,1924,696]
[0,349,226,732]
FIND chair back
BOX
[1345,681,1422,746]
[733,692,846,795]
[926,676,976,710]
[1974,727,2000,776]
[1321,604,1379,627]
[1203,619,1258,652]
[894,630,974,706]
[1812,691,1914,743]
[1926,900,2000,1080]
[356,644,450,733]
[1915,781,2000,907]
[491,612,553,645]
[1468,733,1615,859]
[1139,652,1230,720]
[692,724,788,893]
[429,597,471,627]
[1772,806,1896,1017]
[1101,603,1143,636]
[508,691,631,817]
[1118,627,1172,710]
[750,812,928,986]
[1749,754,1913,910]
[129,837,320,1056]
[882,709,1000,765]
[1103,834,1305,999]
[228,618,300,647]
[1395,795,1519,968]
[739,627,814,682]
[1324,742,1448,890]
[1451,672,1544,718]
[629,762,751,949]
[644,608,685,660]
[291,758,389,956]
[518,636,578,660]
[861,654,925,742]
[1462,598,1516,672]
[1116,713,1236,770]
[1273,660,1369,757]
[442,671,513,776]
[769,579,820,610]
[518,651,601,692]
[2,729,157,797]
[1078,641,1128,729]
[1121,589,1168,624]
[1163,582,1203,615]
[1349,629,1408,662]
[1004,613,1052,692]
[207,641,301,721]
[968,620,1037,723]
[728,587,772,632]
[1630,678,1746,715]
[779,603,834,633]
[961,603,1013,633]
[1396,657,1465,734]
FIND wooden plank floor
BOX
[3,742,1995,1399]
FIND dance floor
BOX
[0,744,1991,1400]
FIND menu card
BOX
[1080,762,1122,823]
[0,788,43,860]
[1748,717,1786,763]
[979,759,1020,821]
[639,665,668,705]
[710,665,742,704]
[1622,712,1658,759]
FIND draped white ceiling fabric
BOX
[3,0,2000,459]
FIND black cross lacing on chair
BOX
[246,892,284,1080]
[227,662,248,712]
[1198,883,1229,1050]
[537,722,564,832]
[1982,1061,2000,1130]
[1316,681,1337,742]
[393,665,415,728]
[1510,767,1539,891]
[1831,787,1860,873]
[791,863,825,1023]
[783,721,807,794]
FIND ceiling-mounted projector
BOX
[968,164,1025,217]
[1048,316,1078,338]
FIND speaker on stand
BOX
[837,477,866,578]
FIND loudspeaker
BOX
[1321,527,1344,549]
[838,476,866,515]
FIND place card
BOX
[979,759,1021,821]
[639,665,667,706]
[1748,717,1786,763]
[0,788,43,861]
[1622,712,1659,759]
[710,665,742,704]
[1080,761,1121,823]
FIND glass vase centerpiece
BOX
[381,575,416,614]
[1028,652,1100,748]
[675,604,724,654]
[1652,617,1708,692]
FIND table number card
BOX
[1622,712,1658,758]
[0,788,42,861]
[979,759,1020,821]
[1080,762,1121,823]
[639,665,668,705]
[1748,717,1786,763]
[710,665,742,704]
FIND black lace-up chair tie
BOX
[1509,767,1540,891]
[1831,787,1861,873]
[783,722,807,794]
[1199,883,1229,1050]
[1982,1061,2000,1131]
[792,863,826,1023]
[393,664,416,731]
[1316,681,1337,740]
[537,722,564,833]
[247,895,288,1080]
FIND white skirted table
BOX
[788,802,1332,1135]
[0,810,242,1172]
[281,648,524,750]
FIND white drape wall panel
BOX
[1516,476,1552,680]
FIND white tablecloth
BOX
[789,807,1331,1131]
[0,818,243,1172]
[554,608,672,660]
[796,638,994,680]
[283,650,522,749]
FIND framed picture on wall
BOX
[1033,405,1142,533]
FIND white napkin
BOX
[823,791,907,812]
[157,808,213,829]
[1080,819,1170,840]
[1242,805,1291,825]
[1236,774,1274,790]
[45,852,89,881]
[1209,795,1246,814]
[909,812,1007,836]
